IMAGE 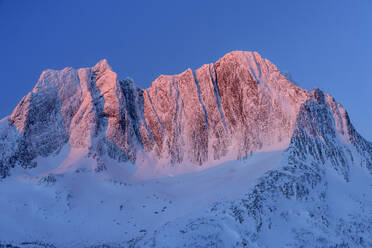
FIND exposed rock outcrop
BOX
[0,51,366,179]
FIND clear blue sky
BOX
[0,0,371,140]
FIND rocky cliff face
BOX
[143,51,309,167]
[130,88,372,248]
[1,51,372,247]
[0,51,316,178]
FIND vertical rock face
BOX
[143,51,310,167]
[1,60,148,176]
[132,88,372,248]
[0,51,368,178]
[288,87,372,179]
[7,67,82,170]
[214,52,309,157]
[1,51,372,247]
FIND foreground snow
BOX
[2,141,372,247]
[0,151,283,247]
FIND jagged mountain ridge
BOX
[1,51,372,247]
[1,51,315,178]
[137,89,372,247]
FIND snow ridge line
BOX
[137,94,155,145]
[145,88,166,136]
[89,69,108,136]
[171,77,181,124]
[191,70,209,132]
[124,81,154,145]
[209,63,229,136]
[244,52,261,84]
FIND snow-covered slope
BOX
[138,89,372,247]
[0,150,283,247]
[1,51,372,247]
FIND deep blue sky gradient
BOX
[0,0,371,140]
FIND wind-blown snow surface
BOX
[1,51,372,247]
[0,151,282,247]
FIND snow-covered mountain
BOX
[1,51,372,247]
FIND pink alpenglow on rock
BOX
[1,51,372,247]
[0,51,365,179]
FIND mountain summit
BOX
[0,51,314,177]
[1,51,367,178]
[1,51,372,247]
